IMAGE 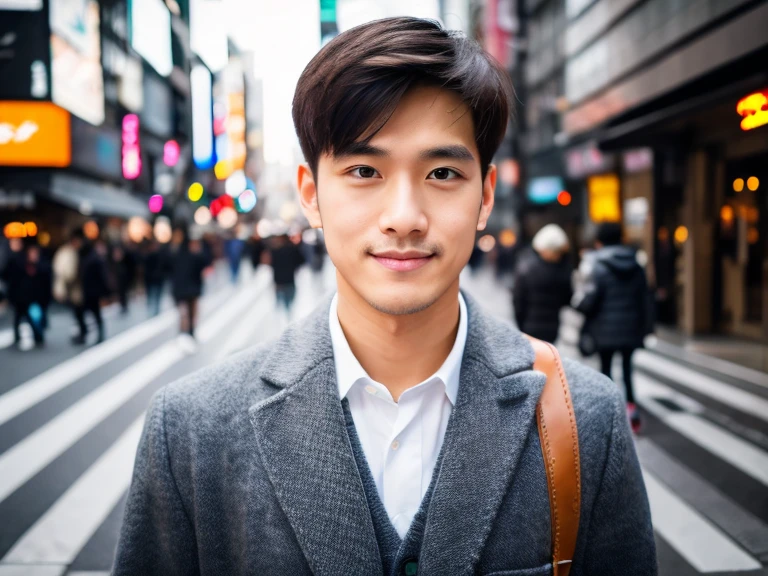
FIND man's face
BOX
[299,85,496,315]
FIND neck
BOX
[336,273,461,402]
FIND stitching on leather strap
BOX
[547,342,582,513]
[539,402,560,562]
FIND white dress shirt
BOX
[329,293,468,538]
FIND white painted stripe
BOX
[0,329,14,349]
[0,566,65,576]
[648,339,768,391]
[3,416,145,564]
[635,350,768,423]
[0,275,268,504]
[216,294,274,359]
[636,374,768,487]
[0,296,202,426]
[0,282,237,428]
[643,469,761,572]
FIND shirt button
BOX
[365,385,377,395]
[391,440,400,450]
[403,559,418,575]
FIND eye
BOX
[349,166,380,179]
[428,168,460,181]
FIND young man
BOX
[115,17,656,575]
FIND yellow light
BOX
[499,229,517,248]
[83,220,99,240]
[748,227,760,245]
[733,178,744,192]
[747,207,760,223]
[588,174,621,223]
[214,160,232,180]
[38,231,51,247]
[24,222,37,236]
[747,176,759,191]
[3,222,26,238]
[720,205,734,223]
[674,226,689,244]
[737,91,768,131]
[188,182,204,202]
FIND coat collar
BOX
[250,291,543,575]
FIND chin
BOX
[364,285,443,316]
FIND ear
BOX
[297,163,322,228]
[477,164,496,231]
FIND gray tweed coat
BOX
[114,292,656,575]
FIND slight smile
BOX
[370,250,435,272]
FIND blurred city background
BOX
[1,0,768,575]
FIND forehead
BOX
[368,85,476,153]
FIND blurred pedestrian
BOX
[2,239,50,347]
[247,232,265,272]
[75,239,109,344]
[53,230,85,342]
[512,224,572,344]
[573,223,650,433]
[268,233,305,317]
[110,243,136,315]
[143,240,166,317]
[169,227,207,341]
[224,234,245,284]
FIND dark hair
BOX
[292,17,513,179]
[596,223,623,247]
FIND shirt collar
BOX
[329,292,468,406]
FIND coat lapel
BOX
[249,299,382,576]
[419,293,544,575]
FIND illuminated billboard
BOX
[0,102,71,167]
[191,65,215,169]
[737,91,768,131]
[49,0,104,125]
[130,0,172,77]
[527,176,565,205]
[190,0,228,73]
[588,174,621,223]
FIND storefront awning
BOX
[49,173,149,219]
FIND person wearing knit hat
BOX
[513,224,573,344]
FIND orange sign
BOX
[0,102,71,167]
[737,91,768,131]
[588,174,621,223]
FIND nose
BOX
[378,176,429,238]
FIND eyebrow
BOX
[419,145,475,162]
[336,143,475,162]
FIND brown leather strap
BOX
[526,336,581,576]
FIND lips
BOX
[370,251,435,272]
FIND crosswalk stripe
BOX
[1,415,144,565]
[636,374,768,487]
[0,284,234,428]
[635,350,768,423]
[0,566,65,576]
[643,469,761,572]
[216,293,274,359]
[0,275,269,504]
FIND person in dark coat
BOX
[573,223,650,432]
[513,224,572,344]
[169,228,208,338]
[267,233,305,316]
[74,240,110,344]
[2,241,51,346]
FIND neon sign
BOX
[122,113,141,179]
[163,139,180,166]
[737,91,768,131]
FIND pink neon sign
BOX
[122,114,141,180]
[163,140,180,167]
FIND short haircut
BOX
[596,223,623,246]
[292,17,513,179]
